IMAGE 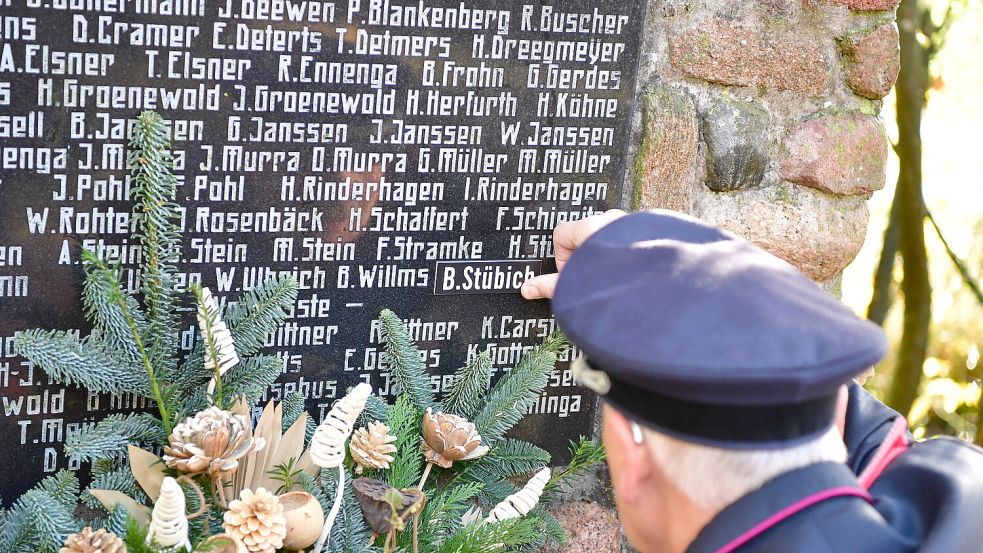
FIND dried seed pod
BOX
[279,491,324,550]
[350,420,398,474]
[351,478,425,535]
[421,408,489,469]
[147,477,191,551]
[485,468,551,523]
[60,527,127,553]
[223,488,287,553]
[308,383,371,469]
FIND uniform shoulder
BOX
[872,437,983,553]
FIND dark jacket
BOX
[686,383,983,553]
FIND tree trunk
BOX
[867,192,902,326]
[884,0,932,416]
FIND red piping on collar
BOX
[858,417,910,490]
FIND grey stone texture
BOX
[700,97,770,192]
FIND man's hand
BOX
[520,209,627,300]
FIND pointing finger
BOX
[521,273,559,300]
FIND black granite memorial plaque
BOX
[0,0,645,498]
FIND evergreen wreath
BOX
[0,111,605,553]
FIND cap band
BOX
[582,358,839,447]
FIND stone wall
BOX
[627,0,900,285]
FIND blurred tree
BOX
[868,0,966,416]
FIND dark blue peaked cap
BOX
[552,210,888,449]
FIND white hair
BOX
[646,425,848,513]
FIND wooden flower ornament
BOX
[308,383,372,553]
[421,408,489,469]
[485,467,551,523]
[163,406,266,506]
[147,477,191,551]
[417,408,490,490]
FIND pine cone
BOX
[350,420,398,474]
[60,527,126,553]
[421,408,489,468]
[164,406,265,476]
[223,488,287,553]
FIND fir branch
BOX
[222,355,282,405]
[37,470,80,510]
[111,285,174,435]
[102,506,131,538]
[129,110,182,379]
[17,491,76,552]
[442,352,492,420]
[453,443,542,499]
[437,518,541,553]
[480,440,550,481]
[409,481,484,551]
[268,458,304,494]
[65,413,166,463]
[81,250,147,365]
[83,469,146,510]
[530,506,566,548]
[378,309,435,411]
[472,476,518,508]
[13,329,148,395]
[0,472,80,553]
[358,394,390,428]
[298,471,331,517]
[224,275,298,357]
[472,333,565,445]
[172,344,208,400]
[123,516,157,553]
[545,437,606,494]
[281,391,306,430]
[281,391,316,443]
[386,394,423,490]
[320,469,379,553]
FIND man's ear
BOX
[604,406,655,504]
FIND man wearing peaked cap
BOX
[521,209,983,553]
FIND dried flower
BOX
[421,408,489,469]
[223,488,287,553]
[350,421,398,474]
[163,406,265,476]
[60,527,126,553]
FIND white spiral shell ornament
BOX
[485,467,551,524]
[197,286,240,398]
[147,476,191,551]
[309,383,372,553]
[309,382,371,469]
